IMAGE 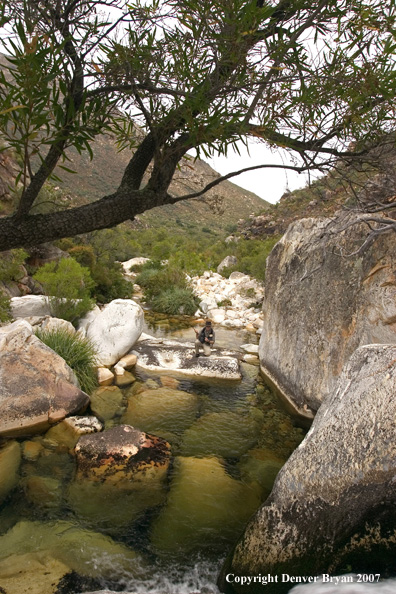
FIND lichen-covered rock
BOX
[74,424,170,483]
[219,344,396,594]
[86,299,144,366]
[44,415,103,450]
[68,425,170,530]
[259,214,396,413]
[0,320,89,438]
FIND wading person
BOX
[194,320,215,357]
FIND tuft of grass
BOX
[151,287,199,316]
[35,327,98,395]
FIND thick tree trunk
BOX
[0,187,161,251]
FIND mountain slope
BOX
[53,134,267,234]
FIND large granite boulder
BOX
[86,299,144,366]
[0,320,89,438]
[219,344,396,594]
[259,213,396,413]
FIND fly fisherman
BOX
[194,320,215,357]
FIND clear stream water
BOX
[0,315,307,594]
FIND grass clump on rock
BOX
[35,328,98,395]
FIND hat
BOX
[205,320,212,326]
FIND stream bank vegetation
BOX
[35,327,98,394]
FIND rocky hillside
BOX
[240,141,396,239]
[51,135,267,234]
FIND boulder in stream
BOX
[133,336,242,380]
[259,213,396,413]
[0,519,145,593]
[0,320,89,438]
[219,344,396,593]
[86,299,144,366]
[68,425,171,530]
[151,456,261,554]
[121,387,199,442]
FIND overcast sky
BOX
[206,143,311,204]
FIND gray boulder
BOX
[259,213,396,413]
[10,295,51,318]
[219,344,396,593]
[86,299,144,366]
[217,255,237,274]
[0,320,89,438]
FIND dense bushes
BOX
[151,287,200,316]
[34,258,95,324]
[136,262,199,315]
[35,327,98,394]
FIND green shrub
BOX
[35,327,98,394]
[151,287,199,316]
[91,261,133,303]
[68,245,97,270]
[0,249,28,282]
[34,258,95,324]
[0,293,11,323]
[135,263,187,301]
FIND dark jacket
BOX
[198,327,215,344]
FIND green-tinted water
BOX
[0,318,306,594]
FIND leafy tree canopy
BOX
[0,0,395,251]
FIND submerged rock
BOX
[22,475,63,510]
[68,425,170,530]
[133,337,242,380]
[180,411,260,458]
[151,456,261,554]
[122,387,199,441]
[259,214,396,413]
[86,299,144,366]
[0,520,145,593]
[219,344,396,593]
[0,320,89,438]
[0,441,21,504]
[89,385,125,422]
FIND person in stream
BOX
[194,319,215,357]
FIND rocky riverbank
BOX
[122,258,265,334]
